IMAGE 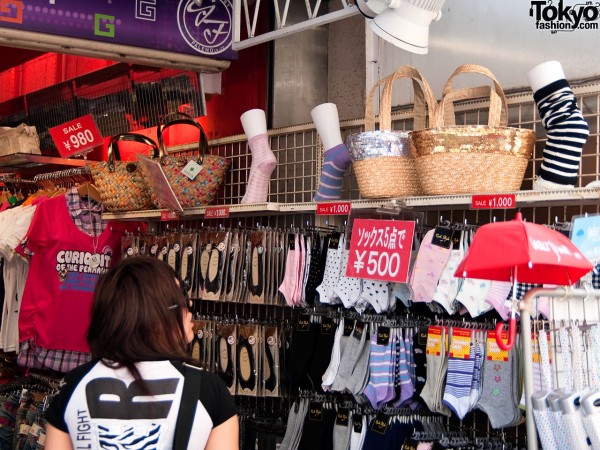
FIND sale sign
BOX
[49,114,103,158]
[346,219,415,283]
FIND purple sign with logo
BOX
[0,0,236,60]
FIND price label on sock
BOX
[487,330,510,361]
[346,219,415,283]
[425,326,448,356]
[449,328,471,359]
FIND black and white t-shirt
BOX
[45,359,237,449]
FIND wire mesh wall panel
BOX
[0,61,204,157]
[200,79,600,228]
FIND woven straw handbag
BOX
[346,65,437,198]
[411,64,536,195]
[155,113,230,209]
[89,133,159,212]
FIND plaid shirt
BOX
[17,188,104,372]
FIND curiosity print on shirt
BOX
[55,247,113,291]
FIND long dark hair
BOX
[87,256,190,383]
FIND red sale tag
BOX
[204,206,230,219]
[316,202,351,216]
[471,194,516,210]
[160,211,179,221]
[49,114,103,158]
[346,219,415,283]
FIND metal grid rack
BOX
[153,77,600,230]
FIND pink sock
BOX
[241,133,277,204]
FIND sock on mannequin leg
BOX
[311,103,352,201]
[313,143,352,201]
[528,61,589,189]
[241,133,277,203]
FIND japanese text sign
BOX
[346,219,415,283]
[49,114,103,158]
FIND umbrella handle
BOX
[495,317,516,351]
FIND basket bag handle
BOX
[157,112,209,165]
[364,65,437,132]
[434,64,508,128]
[108,133,160,172]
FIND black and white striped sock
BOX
[534,79,589,186]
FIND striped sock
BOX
[534,79,589,187]
[313,143,352,201]
[442,330,476,420]
[241,133,277,204]
[468,333,484,410]
[364,325,393,409]
[397,329,414,404]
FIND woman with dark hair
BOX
[44,256,239,449]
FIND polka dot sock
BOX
[241,133,277,204]
[313,143,352,201]
[316,235,345,304]
[359,281,389,313]
[334,249,363,309]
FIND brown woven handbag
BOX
[154,113,230,209]
[89,133,159,212]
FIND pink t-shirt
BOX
[19,195,131,353]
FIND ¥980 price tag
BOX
[346,219,415,283]
[49,114,103,158]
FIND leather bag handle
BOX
[157,112,209,165]
[107,133,160,172]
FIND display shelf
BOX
[0,153,88,171]
[101,188,600,221]
[102,202,281,221]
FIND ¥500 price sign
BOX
[49,114,103,158]
[346,219,415,283]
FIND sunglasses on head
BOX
[168,283,193,313]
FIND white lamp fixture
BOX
[355,0,388,19]
[368,0,446,55]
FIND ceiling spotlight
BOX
[368,0,446,55]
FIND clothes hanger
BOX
[77,182,102,203]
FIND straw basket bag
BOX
[346,65,437,198]
[89,133,159,212]
[411,64,536,195]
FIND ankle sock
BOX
[421,326,451,416]
[476,331,519,428]
[313,143,352,201]
[397,328,414,405]
[442,329,476,419]
[364,325,393,408]
[468,332,485,410]
[533,79,589,188]
[241,133,277,204]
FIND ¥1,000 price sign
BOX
[346,219,415,283]
[49,114,103,158]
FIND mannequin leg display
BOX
[240,109,277,204]
[311,103,352,201]
[528,61,589,190]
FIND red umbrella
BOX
[454,212,594,349]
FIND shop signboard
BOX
[0,0,235,60]
[346,218,415,283]
[571,213,600,262]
